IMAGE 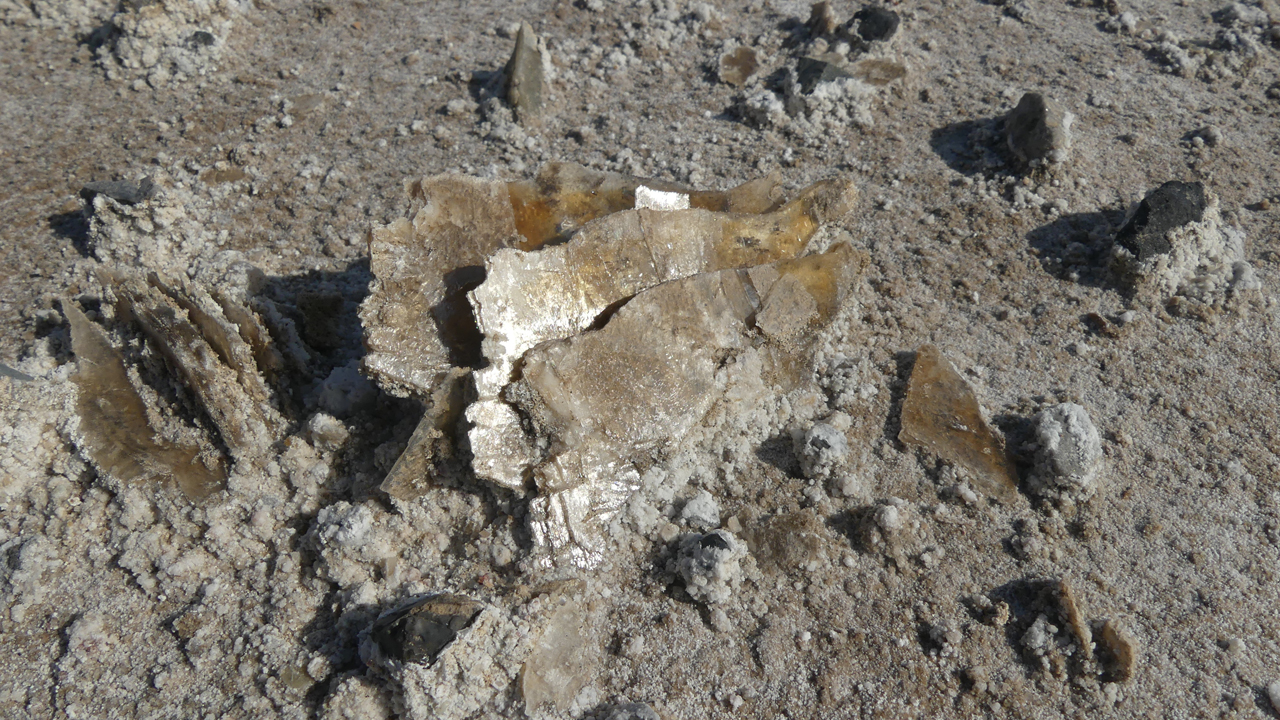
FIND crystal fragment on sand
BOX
[66,301,225,498]
[719,45,760,86]
[0,362,32,382]
[379,368,471,501]
[360,164,863,565]
[367,593,483,665]
[1099,619,1137,682]
[899,344,1018,502]
[465,177,856,495]
[504,22,545,124]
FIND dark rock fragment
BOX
[368,594,483,664]
[699,532,732,551]
[1114,181,1207,261]
[79,177,156,206]
[796,54,854,94]
[188,31,215,49]
[848,6,900,43]
[1005,92,1073,165]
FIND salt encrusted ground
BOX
[2,0,1279,718]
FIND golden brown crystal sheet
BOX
[899,344,1019,502]
[380,368,472,501]
[66,301,225,499]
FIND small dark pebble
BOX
[1115,181,1207,261]
[188,31,215,49]
[79,177,155,206]
[796,54,853,94]
[369,594,482,664]
[849,6,900,43]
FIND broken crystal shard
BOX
[361,164,784,399]
[899,344,1019,502]
[66,301,225,498]
[466,397,542,493]
[851,58,908,87]
[504,22,545,124]
[808,1,839,36]
[367,593,483,664]
[521,600,591,713]
[109,270,288,460]
[470,177,857,401]
[366,600,530,720]
[466,179,857,493]
[1005,92,1074,166]
[362,174,519,398]
[515,244,863,566]
[1057,578,1093,661]
[719,45,760,87]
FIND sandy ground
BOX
[2,0,1280,718]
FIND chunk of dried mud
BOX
[512,243,864,567]
[899,344,1019,502]
[66,301,225,498]
[360,163,785,399]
